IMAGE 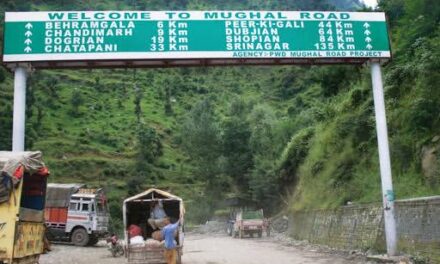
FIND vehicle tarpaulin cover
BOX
[0,151,46,204]
[46,183,85,207]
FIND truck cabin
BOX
[69,189,107,215]
[123,188,184,245]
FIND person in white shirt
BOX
[148,200,168,230]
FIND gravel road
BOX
[39,233,369,264]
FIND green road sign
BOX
[3,11,391,68]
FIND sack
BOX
[145,239,163,248]
[128,224,142,238]
[129,236,145,246]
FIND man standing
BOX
[148,200,168,230]
[161,217,180,264]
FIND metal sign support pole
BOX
[12,65,28,152]
[370,61,397,256]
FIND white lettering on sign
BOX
[45,21,135,29]
[44,44,117,53]
[300,12,350,20]
[48,12,151,20]
[205,11,288,20]
[224,19,295,51]
[43,20,132,54]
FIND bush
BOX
[277,127,315,184]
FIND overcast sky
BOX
[362,0,378,8]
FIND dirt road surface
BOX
[183,234,367,264]
[40,234,369,264]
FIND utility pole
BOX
[12,65,29,152]
[370,61,397,256]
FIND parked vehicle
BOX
[106,234,124,257]
[45,183,110,246]
[123,188,184,264]
[0,151,50,264]
[233,209,269,238]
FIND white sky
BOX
[362,0,378,8]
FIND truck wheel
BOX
[45,229,56,241]
[71,228,89,246]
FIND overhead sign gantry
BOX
[3,11,390,68]
[2,10,397,258]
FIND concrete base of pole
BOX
[366,255,410,263]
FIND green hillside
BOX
[1,0,439,228]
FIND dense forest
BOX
[0,0,439,229]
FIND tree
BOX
[94,76,103,92]
[131,123,163,186]
[0,104,12,150]
[133,84,143,123]
[35,104,44,130]
[181,99,224,194]
[136,123,163,182]
[136,124,163,167]
[45,76,59,98]
[221,98,253,191]
[127,176,143,196]
[0,68,5,83]
[70,88,83,116]
[247,105,279,210]
[163,77,174,116]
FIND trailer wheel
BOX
[71,228,89,246]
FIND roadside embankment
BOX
[289,196,440,263]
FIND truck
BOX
[0,151,50,264]
[44,183,110,246]
[233,209,270,238]
[123,188,184,264]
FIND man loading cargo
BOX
[148,200,168,230]
[162,217,180,264]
